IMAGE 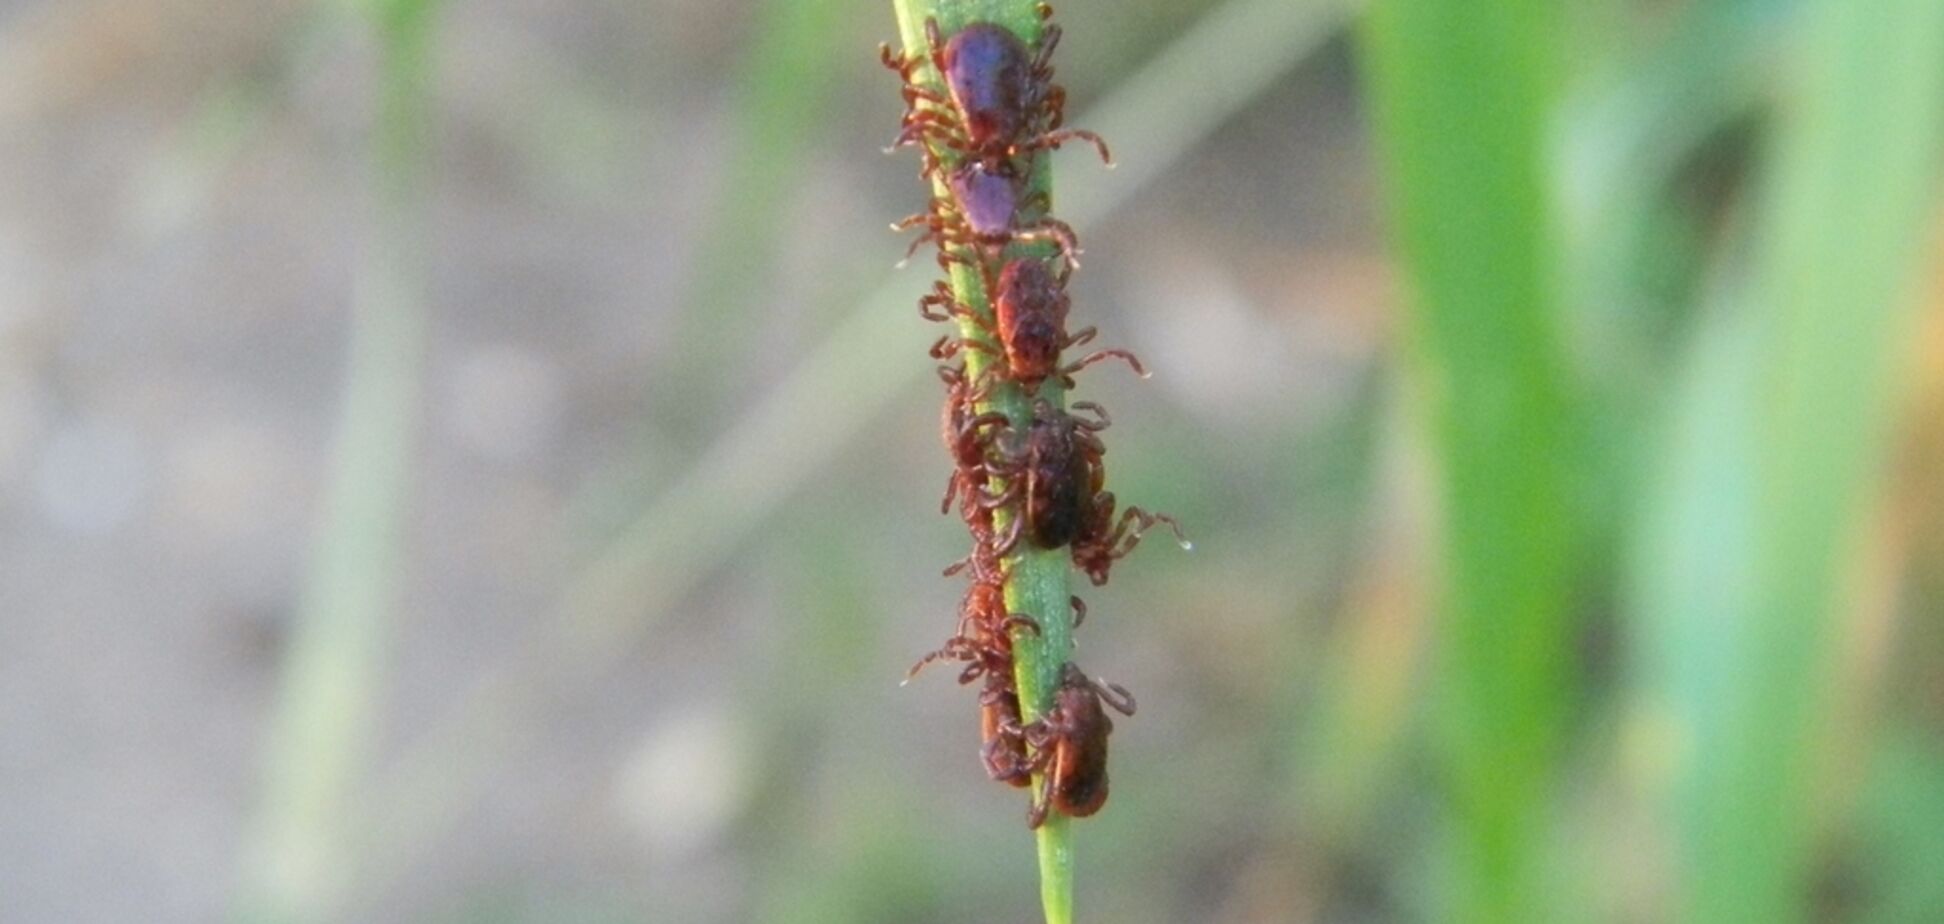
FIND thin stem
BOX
[232,2,437,921]
[887,1,1074,920]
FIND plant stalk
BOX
[887,1,1077,920]
[233,2,438,920]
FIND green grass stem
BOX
[885,2,1076,919]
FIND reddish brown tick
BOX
[1018,662,1135,828]
[980,399,1110,552]
[923,259,1146,394]
[979,682,1033,788]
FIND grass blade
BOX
[1357,2,1579,919]
[1648,2,1944,920]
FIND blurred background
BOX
[1,0,1941,921]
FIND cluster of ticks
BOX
[883,6,1185,829]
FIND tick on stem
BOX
[881,5,1111,173]
[1016,662,1136,828]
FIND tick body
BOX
[949,160,1025,239]
[993,259,1146,392]
[939,23,1034,152]
[924,259,1147,394]
[893,161,1081,272]
[993,258,1069,387]
[1024,662,1136,827]
[983,399,1108,551]
[881,6,1113,176]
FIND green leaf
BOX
[1358,1,1581,919]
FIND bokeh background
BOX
[2,0,1942,921]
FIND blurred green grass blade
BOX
[1560,0,1795,401]
[1855,733,1944,924]
[233,1,439,921]
[1627,265,1759,839]
[1659,2,1944,921]
[1358,2,1579,920]
[665,0,848,405]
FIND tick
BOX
[1021,661,1135,828]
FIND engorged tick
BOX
[892,160,1081,271]
[881,5,1112,174]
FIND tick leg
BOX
[923,17,948,73]
[918,282,968,322]
[1070,595,1087,628]
[1026,784,1052,830]
[991,513,1024,558]
[939,471,963,515]
[1114,507,1189,555]
[1069,400,1111,430]
[896,226,941,268]
[977,481,1022,509]
[900,86,949,108]
[1033,23,1063,73]
[1012,221,1082,271]
[1033,128,1113,167]
[1041,84,1069,131]
[962,410,1010,439]
[890,211,930,233]
[904,639,972,683]
[1060,348,1149,382]
[1094,678,1137,716]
